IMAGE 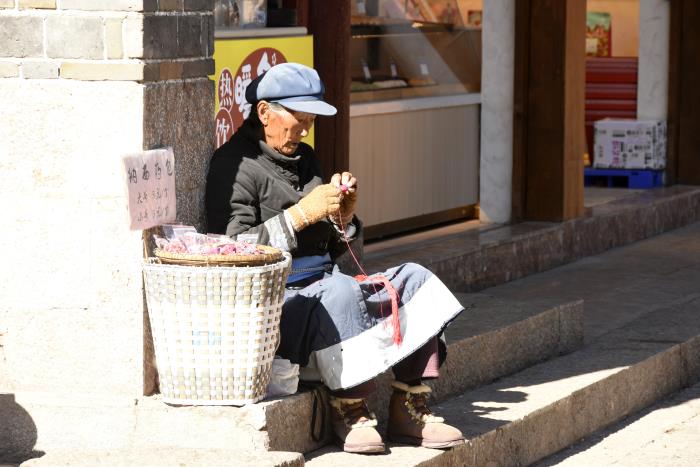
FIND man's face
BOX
[262,104,316,156]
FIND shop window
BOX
[350,0,482,103]
[349,1,482,238]
[214,0,301,31]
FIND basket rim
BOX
[153,244,283,266]
[144,251,292,272]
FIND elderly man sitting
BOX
[205,62,465,454]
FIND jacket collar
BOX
[259,141,301,166]
[258,141,301,188]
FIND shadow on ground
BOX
[0,394,44,464]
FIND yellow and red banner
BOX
[212,35,314,149]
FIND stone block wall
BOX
[0,0,214,81]
[0,0,214,455]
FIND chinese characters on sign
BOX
[123,147,176,230]
[215,47,288,149]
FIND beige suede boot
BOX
[329,396,386,454]
[386,381,465,449]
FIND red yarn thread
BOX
[353,273,402,346]
[336,190,402,346]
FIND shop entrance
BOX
[582,0,645,208]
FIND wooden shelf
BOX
[215,27,307,39]
[350,92,481,117]
[350,82,478,104]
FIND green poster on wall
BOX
[587,12,612,57]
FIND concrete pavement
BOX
[484,220,700,344]
[537,382,700,466]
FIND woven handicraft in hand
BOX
[330,188,356,226]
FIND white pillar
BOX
[479,0,515,224]
[638,0,670,120]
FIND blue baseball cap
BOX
[245,63,337,116]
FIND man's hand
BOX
[286,183,341,231]
[330,171,357,226]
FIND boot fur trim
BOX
[391,382,445,424]
[391,381,432,394]
[329,396,378,428]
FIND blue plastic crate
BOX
[584,168,664,189]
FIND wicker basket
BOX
[142,252,292,405]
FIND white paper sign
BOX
[362,63,372,81]
[123,147,176,230]
[390,62,398,78]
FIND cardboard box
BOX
[593,119,667,169]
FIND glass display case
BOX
[349,13,481,104]
[214,0,268,29]
[348,2,482,238]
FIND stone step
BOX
[364,186,700,293]
[135,294,583,455]
[1,295,582,459]
[304,297,700,466]
[535,381,700,466]
[12,448,304,467]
